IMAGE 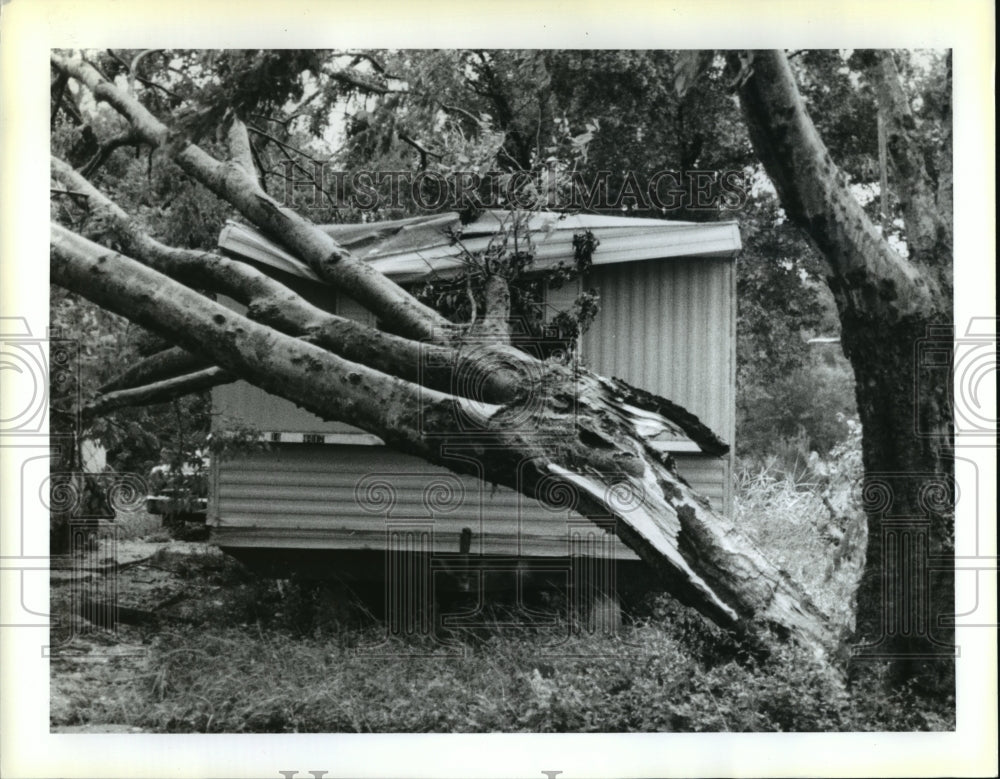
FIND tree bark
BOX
[51,222,838,656]
[85,367,232,421]
[51,53,449,342]
[51,156,523,403]
[99,347,210,393]
[49,49,855,664]
[730,50,954,692]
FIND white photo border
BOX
[1,1,995,777]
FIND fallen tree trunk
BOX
[50,49,843,661]
[52,223,837,655]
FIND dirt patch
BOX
[49,538,252,731]
[51,724,151,733]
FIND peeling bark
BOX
[52,223,838,655]
[49,49,853,662]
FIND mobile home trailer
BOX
[210,211,739,607]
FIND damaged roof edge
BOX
[217,210,741,285]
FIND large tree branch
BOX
[80,129,142,177]
[99,346,209,393]
[51,223,488,451]
[50,52,450,342]
[84,367,233,421]
[871,51,952,269]
[51,156,524,403]
[51,221,834,653]
[51,158,728,454]
[729,50,944,321]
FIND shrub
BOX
[737,347,858,465]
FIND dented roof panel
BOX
[217,210,741,285]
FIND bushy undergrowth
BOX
[737,346,858,461]
[735,415,867,635]
[58,589,950,733]
[54,426,953,733]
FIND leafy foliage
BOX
[52,48,874,467]
[734,193,857,458]
[52,587,950,733]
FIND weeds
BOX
[734,417,866,635]
[51,437,954,733]
[52,594,952,733]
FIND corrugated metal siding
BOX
[673,453,730,512]
[581,258,733,438]
[214,381,363,435]
[214,444,640,559]
[212,253,736,556]
[213,445,731,558]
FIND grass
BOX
[50,446,955,733]
[52,595,951,733]
[734,461,865,637]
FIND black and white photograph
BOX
[0,2,995,777]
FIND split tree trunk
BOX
[50,50,847,661]
[51,223,838,656]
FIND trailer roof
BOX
[218,210,741,284]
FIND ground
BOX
[50,536,235,732]
[48,501,952,733]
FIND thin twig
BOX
[398,132,443,168]
[440,103,483,127]
[246,124,320,162]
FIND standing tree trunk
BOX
[729,50,954,693]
